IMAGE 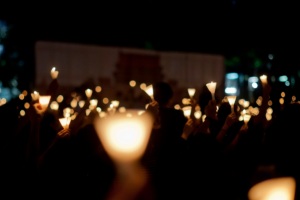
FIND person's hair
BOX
[153,82,173,106]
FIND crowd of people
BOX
[0,78,299,200]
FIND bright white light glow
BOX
[225,87,237,94]
[252,82,258,88]
[249,77,259,83]
[226,73,239,80]
[279,75,288,82]
[182,106,192,119]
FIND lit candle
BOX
[94,111,152,163]
[90,99,98,109]
[206,82,217,101]
[243,114,251,125]
[50,67,59,79]
[111,100,120,108]
[85,89,93,98]
[182,106,192,119]
[248,177,295,200]
[86,109,91,116]
[39,96,51,112]
[260,75,268,85]
[59,117,71,129]
[144,85,154,101]
[50,101,59,110]
[226,96,236,113]
[194,110,202,119]
[188,88,196,98]
[31,91,40,101]
[79,100,85,108]
[243,101,250,108]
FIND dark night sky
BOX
[2,0,300,55]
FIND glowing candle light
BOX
[182,106,192,119]
[31,91,40,101]
[57,95,64,103]
[144,85,154,101]
[39,96,51,112]
[243,101,250,108]
[202,114,206,122]
[50,101,59,110]
[90,99,98,109]
[194,110,202,119]
[244,114,251,125]
[248,177,296,200]
[206,82,217,101]
[59,117,71,129]
[99,111,106,118]
[260,75,268,85]
[79,100,85,108]
[70,99,78,108]
[85,89,93,98]
[94,111,152,163]
[96,107,102,113]
[119,107,126,113]
[238,99,245,106]
[174,104,181,110]
[188,88,196,98]
[50,67,59,79]
[129,80,136,87]
[227,96,237,113]
[86,109,91,116]
[111,100,120,108]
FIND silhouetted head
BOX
[217,102,231,125]
[153,82,173,106]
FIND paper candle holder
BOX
[182,106,192,119]
[248,177,296,200]
[39,96,51,112]
[144,85,154,101]
[244,114,251,124]
[50,67,59,79]
[85,89,93,98]
[260,75,268,85]
[188,88,196,98]
[31,91,40,101]
[94,111,152,163]
[111,100,120,108]
[90,99,98,109]
[226,96,237,113]
[59,117,71,129]
[206,82,217,101]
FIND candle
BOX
[90,99,98,109]
[194,110,202,119]
[94,111,152,163]
[260,75,268,85]
[31,91,40,101]
[50,101,59,110]
[226,96,236,113]
[188,88,196,98]
[111,100,120,108]
[144,85,154,101]
[206,82,217,101]
[182,106,192,119]
[50,67,59,79]
[243,114,251,124]
[86,109,91,116]
[248,177,295,200]
[39,96,51,112]
[85,89,93,98]
[59,117,71,129]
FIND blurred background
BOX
[1,0,300,111]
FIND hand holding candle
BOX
[50,67,59,79]
[59,117,71,129]
[243,114,251,125]
[206,82,217,101]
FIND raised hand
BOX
[223,112,238,131]
[146,101,159,117]
[204,100,217,119]
[55,128,71,141]
[29,103,44,122]
[182,119,194,140]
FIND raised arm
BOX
[253,83,271,126]
[216,112,238,144]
